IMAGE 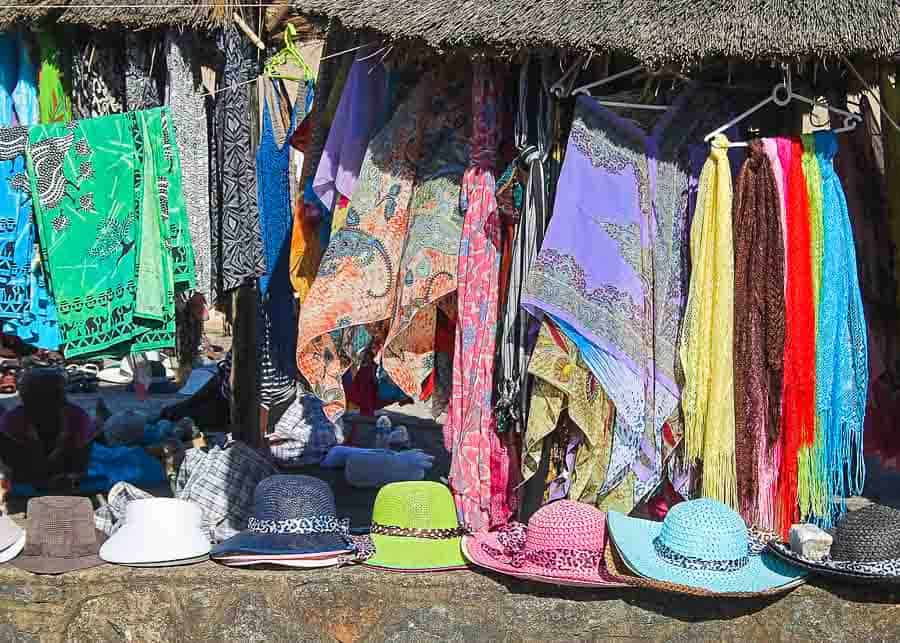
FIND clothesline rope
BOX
[0,3,291,6]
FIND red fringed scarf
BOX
[776,137,817,537]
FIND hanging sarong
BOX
[444,63,511,531]
[37,30,71,125]
[124,32,162,112]
[296,69,470,421]
[523,320,626,510]
[28,107,195,358]
[71,34,125,120]
[210,26,265,300]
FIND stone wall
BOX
[0,563,897,642]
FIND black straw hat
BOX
[768,504,900,583]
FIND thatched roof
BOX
[292,0,900,62]
[0,0,235,30]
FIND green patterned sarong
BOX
[27,107,195,358]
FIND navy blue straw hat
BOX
[211,475,354,558]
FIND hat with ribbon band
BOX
[211,475,354,564]
[607,498,806,596]
[364,481,468,571]
[462,500,628,587]
[768,503,900,583]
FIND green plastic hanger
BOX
[264,24,313,82]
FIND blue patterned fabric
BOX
[814,130,868,524]
[0,33,60,349]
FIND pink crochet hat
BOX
[461,500,628,588]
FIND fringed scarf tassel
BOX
[680,135,737,509]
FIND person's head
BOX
[19,369,66,434]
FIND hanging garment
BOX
[522,89,721,507]
[444,63,512,531]
[312,57,388,215]
[523,320,628,510]
[210,26,265,300]
[494,55,552,436]
[164,30,211,304]
[813,130,868,524]
[287,81,321,304]
[256,81,299,409]
[28,107,196,358]
[71,35,126,119]
[881,68,900,313]
[731,140,785,523]
[777,137,816,537]
[756,137,788,532]
[680,135,737,509]
[296,69,470,422]
[36,30,70,124]
[0,34,61,350]
[124,32,163,112]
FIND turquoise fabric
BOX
[814,130,868,525]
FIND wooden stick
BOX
[233,12,265,51]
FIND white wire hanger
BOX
[704,65,863,148]
[567,64,672,112]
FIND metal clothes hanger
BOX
[704,65,862,148]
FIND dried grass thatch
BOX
[292,0,900,62]
[0,0,235,30]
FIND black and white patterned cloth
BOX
[267,393,340,466]
[769,541,900,578]
[72,34,126,120]
[124,32,163,112]
[165,29,212,303]
[209,26,265,300]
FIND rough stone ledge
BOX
[0,562,896,642]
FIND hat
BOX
[0,515,25,563]
[12,497,106,574]
[768,504,900,583]
[607,498,806,596]
[100,499,211,567]
[210,475,353,565]
[364,481,468,571]
[462,500,628,587]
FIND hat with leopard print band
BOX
[608,499,806,596]
[768,504,900,584]
[210,475,354,566]
[462,500,629,588]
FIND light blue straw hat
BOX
[607,499,806,595]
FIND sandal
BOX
[0,372,16,395]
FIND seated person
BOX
[0,369,96,490]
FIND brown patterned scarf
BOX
[732,140,786,518]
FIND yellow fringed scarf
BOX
[680,135,738,509]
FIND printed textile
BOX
[296,69,470,421]
[0,34,61,349]
[124,32,163,112]
[813,130,868,525]
[522,89,720,507]
[524,320,630,510]
[444,64,512,531]
[731,140,785,523]
[36,30,71,124]
[681,136,736,509]
[210,26,265,299]
[28,107,196,358]
[71,35,125,119]
[165,30,211,303]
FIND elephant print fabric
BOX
[296,67,472,421]
[28,107,196,358]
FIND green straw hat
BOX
[364,481,468,571]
